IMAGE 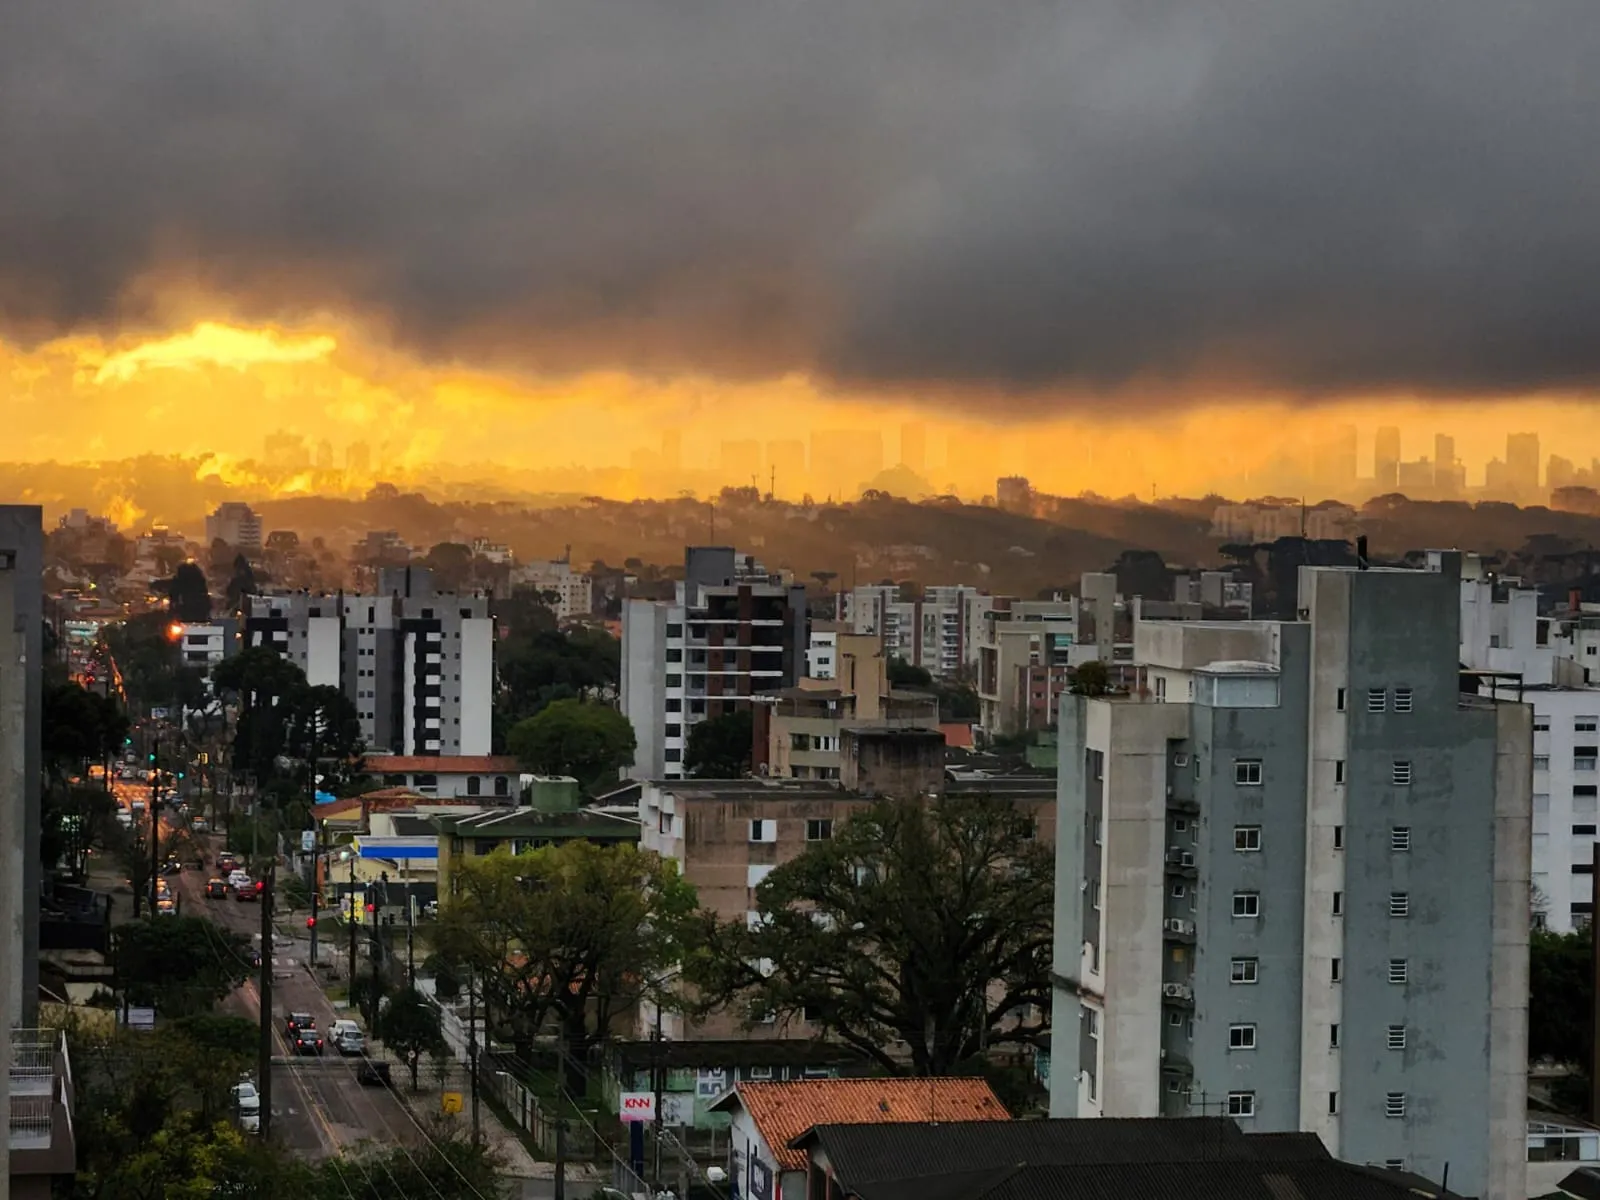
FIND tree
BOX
[506,700,635,792]
[375,987,447,1090]
[113,916,254,1017]
[886,656,932,688]
[350,973,390,1031]
[1069,660,1111,696]
[317,1135,506,1200]
[225,553,259,614]
[1531,929,1592,1067]
[212,648,309,780]
[687,794,1053,1076]
[684,709,754,777]
[166,561,212,621]
[41,681,128,876]
[423,542,476,590]
[437,841,697,1091]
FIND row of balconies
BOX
[9,1029,75,1178]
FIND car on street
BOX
[155,878,169,898]
[227,868,251,890]
[356,1059,392,1087]
[155,898,177,917]
[217,853,239,873]
[192,817,210,833]
[205,878,227,899]
[285,1012,315,1035]
[233,879,258,901]
[329,1019,364,1055]
[291,1027,324,1056]
[231,1079,261,1133]
[162,857,182,875]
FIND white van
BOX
[231,1079,261,1133]
[329,1019,365,1056]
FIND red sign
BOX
[619,1092,656,1122]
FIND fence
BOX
[472,1055,600,1160]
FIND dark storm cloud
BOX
[5,0,1600,399]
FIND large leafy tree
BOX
[506,699,635,792]
[113,916,254,1017]
[375,986,447,1091]
[437,841,697,1091]
[684,709,753,777]
[166,561,213,621]
[211,648,310,781]
[687,794,1053,1075]
[41,681,128,875]
[1531,928,1592,1067]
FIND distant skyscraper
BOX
[660,430,683,472]
[315,439,334,470]
[1549,455,1577,490]
[1374,426,1401,491]
[1433,434,1462,496]
[810,429,884,498]
[899,422,927,472]
[263,430,310,471]
[1311,425,1357,494]
[1507,433,1541,496]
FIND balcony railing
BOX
[9,1028,74,1169]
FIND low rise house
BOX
[365,753,522,800]
[711,1077,1008,1200]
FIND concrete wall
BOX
[839,728,944,798]
[622,599,668,779]
[0,507,42,1025]
[459,617,494,756]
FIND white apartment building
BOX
[1210,501,1357,545]
[1050,555,1530,1200]
[244,566,493,756]
[1519,687,1600,934]
[510,557,594,620]
[845,584,991,678]
[622,548,807,780]
[171,619,237,670]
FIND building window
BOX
[1392,826,1411,852]
[1535,756,1550,772]
[1393,687,1413,713]
[1329,1023,1340,1049]
[1580,717,1600,733]
[1336,687,1346,712]
[806,819,833,841]
[1334,759,1345,784]
[1535,716,1551,732]
[748,819,777,844]
[1388,958,1409,985]
[665,674,682,689]
[665,723,682,738]
[1171,883,1186,899]
[1232,891,1260,919]
[1234,825,1262,852]
[1333,825,1344,850]
[790,732,810,751]
[1385,1159,1406,1171]
[1389,892,1410,918]
[1577,825,1598,836]
[1329,1091,1339,1115]
[466,776,481,796]
[1234,760,1263,786]
[1387,1025,1407,1050]
[665,698,682,713]
[1392,760,1412,786]
[1332,892,1343,917]
[1385,1092,1407,1119]
[1228,1024,1257,1050]
[665,648,683,663]
[494,776,509,797]
[664,748,681,763]
[1226,1092,1256,1119]
[1230,958,1258,984]
[1173,817,1188,833]
[1091,880,1102,910]
[1578,748,1599,773]
[1331,958,1342,982]
[665,623,683,638]
[1367,688,1387,713]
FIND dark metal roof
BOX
[802,1120,1464,1200]
[852,1160,1466,1200]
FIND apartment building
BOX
[1458,562,1600,687]
[1048,556,1530,1200]
[204,501,262,552]
[510,557,594,620]
[976,595,1100,738]
[171,618,237,669]
[845,584,992,678]
[244,566,494,756]
[621,547,807,780]
[0,507,43,1029]
[1519,687,1600,934]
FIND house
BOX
[787,1117,1466,1200]
[433,780,639,897]
[709,1077,1008,1200]
[600,1039,874,1133]
[365,753,522,800]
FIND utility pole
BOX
[467,968,480,1144]
[308,841,319,966]
[652,1001,664,1188]
[347,854,358,983]
[147,738,162,915]
[553,1030,567,1200]
[405,889,415,986]
[258,861,275,1139]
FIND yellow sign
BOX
[441,1092,463,1114]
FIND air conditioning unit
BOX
[1162,983,1194,1001]
[1173,753,1189,767]
[1163,918,1195,936]
[1166,848,1186,865]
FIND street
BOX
[120,779,423,1160]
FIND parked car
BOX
[227,869,251,890]
[192,817,210,833]
[231,1079,261,1133]
[285,1012,316,1035]
[356,1059,392,1087]
[233,879,258,902]
[205,878,227,899]
[329,1019,364,1056]
[291,1027,324,1056]
[217,853,239,873]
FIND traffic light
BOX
[255,880,265,894]
[365,902,375,914]
[306,916,316,929]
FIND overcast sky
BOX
[5,0,1600,403]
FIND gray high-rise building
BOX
[1374,426,1401,491]
[244,567,493,756]
[1048,555,1530,1200]
[1507,432,1541,496]
[0,506,42,1030]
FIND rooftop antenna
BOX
[709,500,715,543]
[769,465,776,502]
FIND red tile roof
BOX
[731,1078,1009,1171]
[365,755,520,774]
[939,722,976,750]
